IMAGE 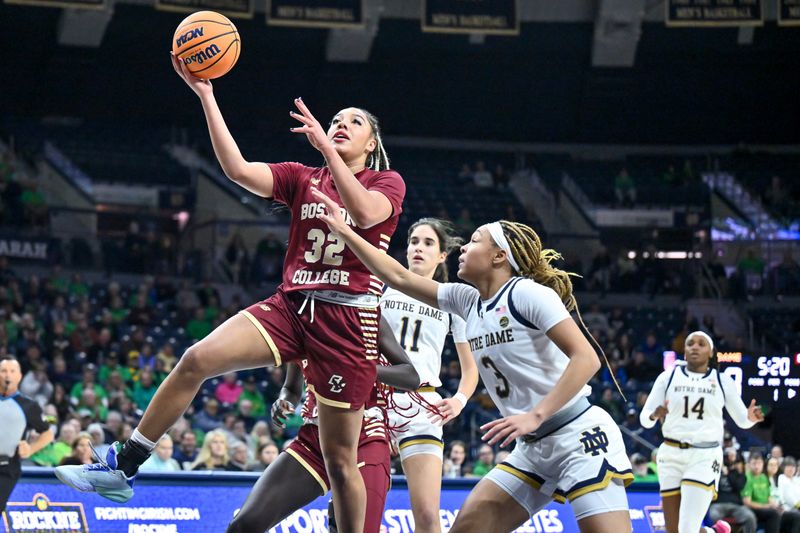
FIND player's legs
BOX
[403,454,444,533]
[447,477,532,533]
[54,313,280,502]
[226,452,323,533]
[571,481,632,532]
[361,461,391,532]
[577,511,633,533]
[678,483,715,533]
[662,494,682,533]
[138,313,277,443]
[317,401,368,533]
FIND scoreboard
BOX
[718,352,800,404]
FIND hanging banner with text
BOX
[779,0,800,25]
[422,0,519,35]
[3,0,103,9]
[155,0,253,19]
[267,0,364,28]
[666,0,763,26]
[0,236,51,262]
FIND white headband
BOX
[485,222,521,273]
[686,331,714,350]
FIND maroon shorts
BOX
[241,287,379,409]
[286,424,391,531]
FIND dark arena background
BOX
[1,0,799,531]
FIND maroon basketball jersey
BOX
[268,162,405,296]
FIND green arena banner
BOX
[422,0,519,35]
[156,0,253,19]
[666,0,763,26]
[267,0,364,28]
[3,0,103,9]
[779,0,800,25]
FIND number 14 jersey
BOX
[269,162,406,296]
[641,364,754,444]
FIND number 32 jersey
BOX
[640,364,755,444]
[437,277,591,417]
[268,162,406,296]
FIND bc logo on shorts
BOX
[579,427,609,456]
[329,374,346,393]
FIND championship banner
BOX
[779,0,800,25]
[2,0,103,9]
[422,0,519,35]
[156,0,253,19]
[267,0,364,29]
[666,0,763,26]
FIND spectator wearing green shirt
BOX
[186,307,212,341]
[98,353,132,385]
[31,422,78,467]
[742,453,780,533]
[631,453,658,483]
[470,444,495,478]
[69,365,108,407]
[132,369,158,412]
[238,376,267,418]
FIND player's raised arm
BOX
[170,53,274,198]
[311,187,439,308]
[291,100,399,229]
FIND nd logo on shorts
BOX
[329,374,346,393]
[579,426,609,456]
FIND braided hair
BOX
[496,220,625,398]
[408,218,464,282]
[498,220,577,311]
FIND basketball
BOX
[172,11,240,80]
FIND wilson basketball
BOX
[172,11,240,80]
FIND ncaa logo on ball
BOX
[499,316,509,328]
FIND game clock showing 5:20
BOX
[718,352,800,403]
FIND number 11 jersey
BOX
[269,162,406,296]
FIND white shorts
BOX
[656,442,723,498]
[485,406,632,519]
[388,390,444,462]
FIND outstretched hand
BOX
[650,400,669,424]
[427,397,464,426]
[290,98,330,153]
[747,399,765,423]
[170,51,212,97]
[310,188,349,235]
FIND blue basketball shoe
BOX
[54,441,136,503]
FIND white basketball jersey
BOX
[437,277,590,418]
[661,364,727,443]
[381,287,467,387]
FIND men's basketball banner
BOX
[779,0,800,25]
[156,0,253,19]
[267,0,364,28]
[422,0,519,35]
[3,0,102,9]
[666,0,763,26]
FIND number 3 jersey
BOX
[640,363,755,444]
[437,277,590,417]
[268,162,406,296]
[380,287,467,387]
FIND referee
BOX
[0,356,53,512]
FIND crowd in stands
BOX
[0,149,48,230]
[0,257,786,487]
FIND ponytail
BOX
[497,220,625,400]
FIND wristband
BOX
[454,392,468,408]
